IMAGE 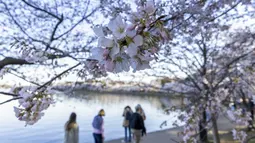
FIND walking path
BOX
[106,115,235,143]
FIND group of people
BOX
[64,104,146,143]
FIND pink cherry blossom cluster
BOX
[13,87,55,126]
[232,129,247,143]
[84,59,107,77]
[181,106,199,142]
[226,109,251,126]
[13,41,49,63]
[88,1,169,73]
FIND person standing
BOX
[64,112,79,143]
[136,104,146,120]
[130,105,145,143]
[122,106,133,142]
[92,109,105,143]
[136,104,146,136]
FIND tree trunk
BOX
[199,110,208,143]
[211,113,220,143]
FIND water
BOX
[0,91,183,143]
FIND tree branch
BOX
[0,57,32,70]
[55,7,98,39]
[37,62,81,90]
[21,0,61,20]
[0,0,46,44]
[209,1,242,22]
[0,97,22,105]
[0,91,19,97]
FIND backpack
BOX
[92,115,103,130]
[130,113,143,129]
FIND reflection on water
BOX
[0,91,183,143]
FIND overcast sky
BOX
[1,2,255,86]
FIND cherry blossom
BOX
[13,87,55,126]
[88,1,169,73]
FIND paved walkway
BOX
[106,115,235,143]
[106,128,182,143]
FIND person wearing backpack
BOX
[122,106,133,143]
[92,109,105,143]
[130,105,145,143]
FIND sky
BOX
[0,1,255,86]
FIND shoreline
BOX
[73,89,184,98]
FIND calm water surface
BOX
[0,91,183,143]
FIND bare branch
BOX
[55,7,98,39]
[37,62,81,90]
[9,70,42,86]
[0,97,22,105]
[0,0,46,44]
[0,57,32,70]
[21,0,61,20]
[0,91,18,97]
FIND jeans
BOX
[93,133,103,143]
[124,126,131,142]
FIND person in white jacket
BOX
[64,112,79,143]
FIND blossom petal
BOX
[93,25,104,37]
[115,15,126,28]
[105,60,115,72]
[145,1,156,14]
[113,32,126,39]
[109,46,120,58]
[108,20,117,32]
[98,37,114,47]
[130,58,139,73]
[121,60,130,72]
[126,30,136,37]
[126,43,138,57]
[137,62,151,71]
[89,47,104,62]
[133,35,143,46]
[114,62,123,73]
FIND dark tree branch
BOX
[44,14,64,52]
[0,91,18,97]
[51,14,64,41]
[37,62,81,90]
[0,0,47,44]
[55,8,98,39]
[209,1,242,22]
[0,57,33,70]
[0,97,22,105]
[21,0,61,20]
[214,51,252,89]
[9,71,42,86]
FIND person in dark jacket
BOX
[130,105,145,143]
[122,106,133,142]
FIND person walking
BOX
[130,105,145,143]
[64,112,79,143]
[92,109,105,143]
[122,106,133,143]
